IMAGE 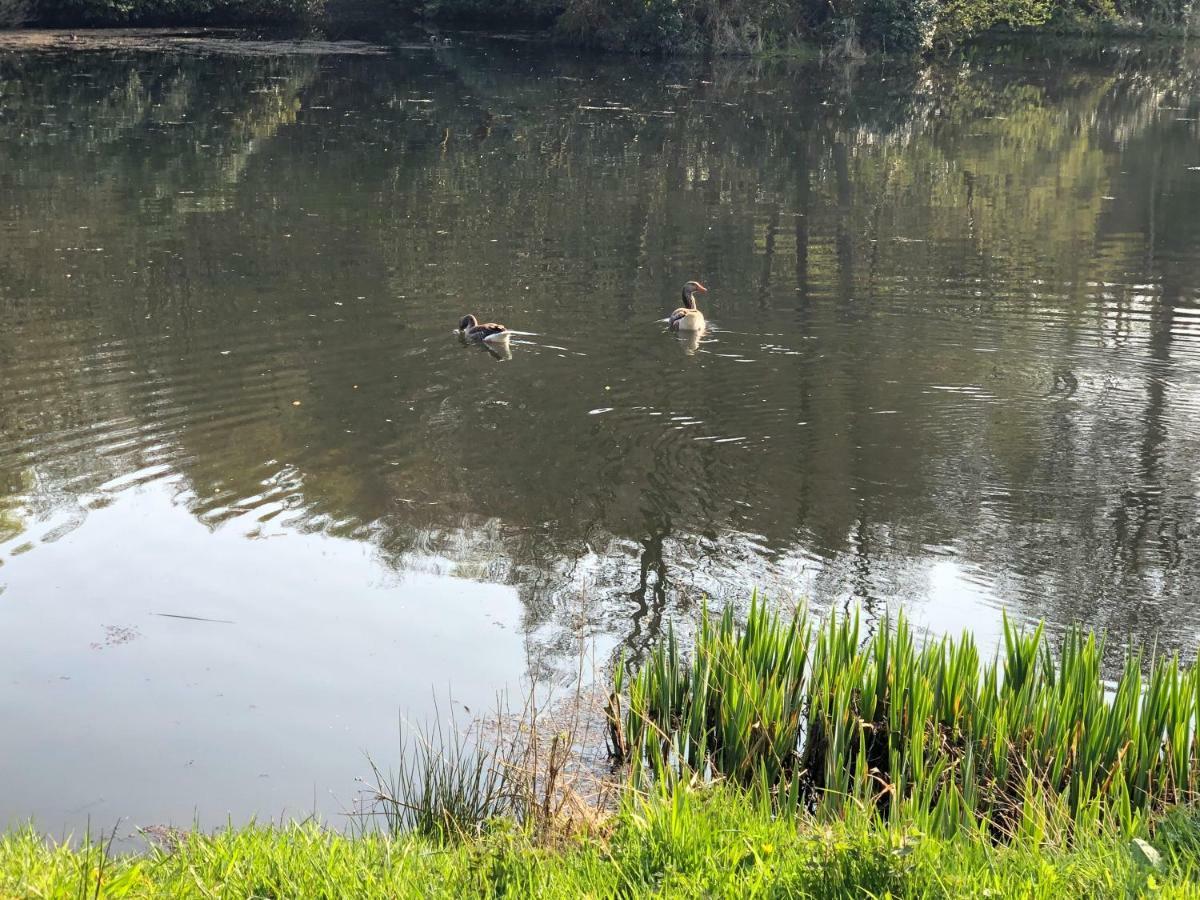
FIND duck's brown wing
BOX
[474,322,509,340]
[668,308,690,328]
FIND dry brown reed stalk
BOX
[362,595,624,846]
[504,602,628,844]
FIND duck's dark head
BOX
[682,280,708,308]
[459,314,478,331]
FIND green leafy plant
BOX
[617,596,1200,840]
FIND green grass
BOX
[3,789,1200,898]
[617,598,1200,840]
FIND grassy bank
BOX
[4,789,1200,897]
[6,602,1200,896]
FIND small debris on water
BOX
[91,624,140,650]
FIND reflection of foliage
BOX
[0,472,31,544]
[0,53,316,244]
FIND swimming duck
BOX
[667,281,708,332]
[458,314,510,343]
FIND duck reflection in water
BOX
[482,341,513,361]
[676,329,703,355]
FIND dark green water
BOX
[2,35,1200,833]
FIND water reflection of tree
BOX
[3,44,1200,676]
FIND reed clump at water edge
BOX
[610,596,1200,842]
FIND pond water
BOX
[3,35,1200,835]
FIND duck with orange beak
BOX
[667,280,708,332]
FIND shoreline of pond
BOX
[0,26,395,54]
[0,22,1192,60]
[6,594,1200,897]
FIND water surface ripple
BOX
[2,39,1200,832]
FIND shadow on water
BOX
[3,35,1200,830]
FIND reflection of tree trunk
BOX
[795,135,812,316]
[964,170,976,244]
[1136,273,1174,544]
[1133,146,1172,556]
[863,160,896,303]
[791,136,813,535]
[850,514,877,620]
[623,189,655,319]
[758,202,780,309]
[834,139,854,314]
[622,521,670,666]
[1144,146,1158,274]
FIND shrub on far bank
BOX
[28,0,324,25]
[556,0,809,54]
[404,0,1196,53]
[0,0,33,26]
[397,0,562,27]
[860,0,939,50]
[12,0,1200,50]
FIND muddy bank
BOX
[0,27,395,54]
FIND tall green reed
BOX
[366,700,525,840]
[613,594,1200,839]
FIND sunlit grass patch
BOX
[4,791,1200,897]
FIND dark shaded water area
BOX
[3,36,1200,835]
